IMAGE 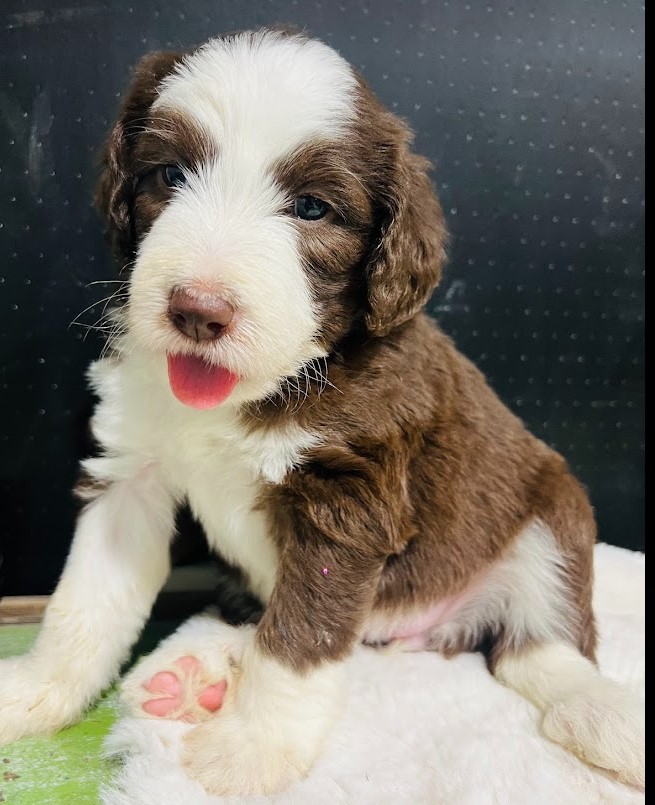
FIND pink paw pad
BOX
[141,655,227,721]
[197,681,228,712]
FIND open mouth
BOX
[167,353,239,409]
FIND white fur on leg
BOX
[495,641,645,788]
[181,642,345,796]
[0,467,175,745]
[120,614,252,719]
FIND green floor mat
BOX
[0,622,180,805]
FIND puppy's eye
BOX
[161,165,187,188]
[294,195,330,221]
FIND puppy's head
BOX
[97,29,447,408]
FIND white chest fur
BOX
[84,354,319,601]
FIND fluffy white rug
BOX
[102,543,645,805]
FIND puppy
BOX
[0,29,644,795]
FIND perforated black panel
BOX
[0,1,645,594]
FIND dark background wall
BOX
[0,1,645,596]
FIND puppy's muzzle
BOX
[168,288,235,341]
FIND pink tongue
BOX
[167,354,238,409]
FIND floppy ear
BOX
[95,51,184,268]
[365,120,448,337]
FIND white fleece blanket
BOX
[102,543,645,805]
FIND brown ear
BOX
[95,51,184,268]
[365,119,448,337]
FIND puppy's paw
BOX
[542,679,645,789]
[182,712,308,796]
[0,656,84,745]
[120,615,250,722]
[130,655,228,723]
[179,643,343,795]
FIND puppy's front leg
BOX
[182,536,385,796]
[0,465,176,744]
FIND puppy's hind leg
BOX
[494,642,645,788]
[491,471,644,788]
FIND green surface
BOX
[0,621,180,805]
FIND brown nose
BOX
[168,288,235,341]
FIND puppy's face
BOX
[97,30,447,407]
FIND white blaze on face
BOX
[127,31,357,402]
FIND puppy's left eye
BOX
[294,195,330,221]
[161,165,187,188]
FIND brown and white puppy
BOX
[0,29,644,795]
